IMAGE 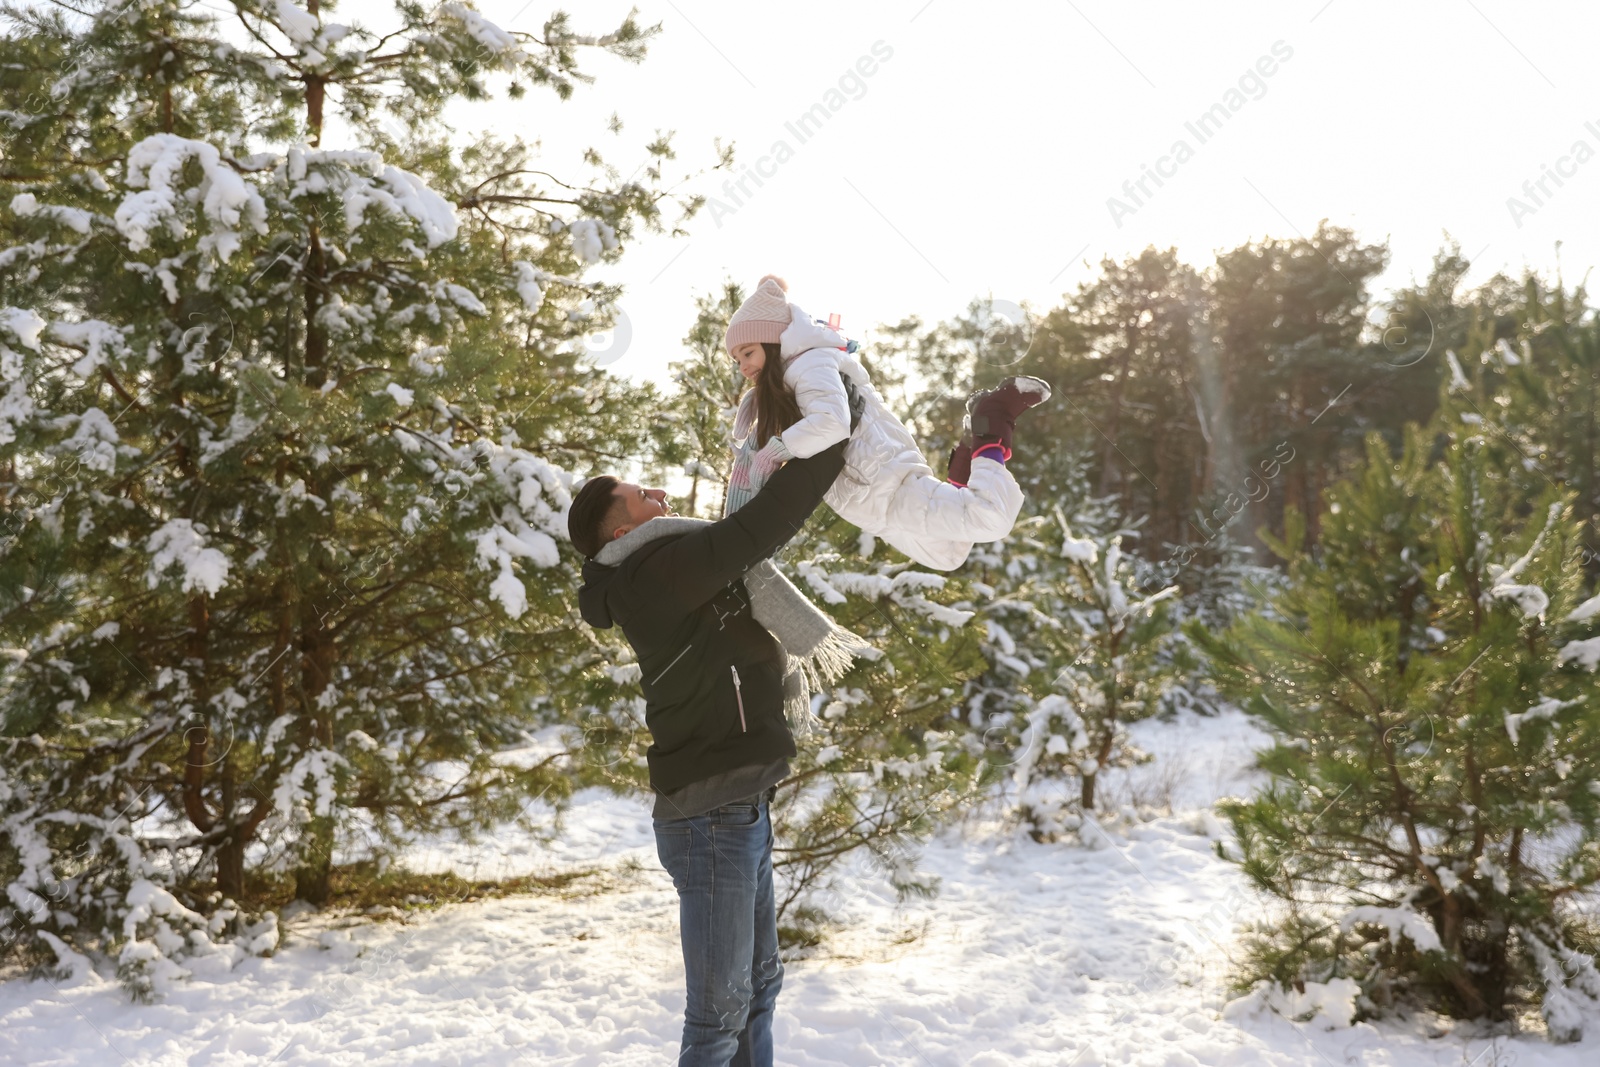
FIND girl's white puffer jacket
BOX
[773,305,924,533]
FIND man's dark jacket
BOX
[577,441,846,795]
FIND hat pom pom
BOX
[758,273,788,293]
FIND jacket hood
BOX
[778,301,847,359]
[577,558,616,628]
[578,518,703,629]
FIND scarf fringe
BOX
[798,625,871,689]
[783,624,876,738]
[782,670,817,738]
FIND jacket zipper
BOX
[730,665,747,732]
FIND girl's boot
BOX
[965,376,1053,457]
[946,436,974,487]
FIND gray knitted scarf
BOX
[595,515,875,737]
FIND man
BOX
[568,385,860,1067]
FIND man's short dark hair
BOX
[568,475,626,560]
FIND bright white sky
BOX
[407,0,1599,385]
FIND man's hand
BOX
[841,373,866,433]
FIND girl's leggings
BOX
[874,455,1023,571]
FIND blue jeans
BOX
[653,796,783,1067]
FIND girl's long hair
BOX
[748,342,802,448]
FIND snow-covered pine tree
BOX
[770,541,994,944]
[1132,524,1287,719]
[1483,273,1600,580]
[1190,361,1600,1035]
[864,300,1200,832]
[995,509,1183,838]
[0,0,700,996]
[927,435,1186,843]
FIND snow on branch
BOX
[465,449,579,618]
[11,193,93,235]
[116,135,268,262]
[441,2,527,60]
[286,147,459,249]
[145,519,231,595]
[1339,904,1443,952]
[48,320,128,379]
[1482,500,1564,619]
[1565,592,1600,624]
[1556,637,1600,672]
[1505,694,1584,745]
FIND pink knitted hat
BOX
[724,274,791,354]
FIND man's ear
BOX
[612,523,635,540]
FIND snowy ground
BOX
[4,707,1598,1066]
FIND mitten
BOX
[841,373,866,432]
[751,435,794,485]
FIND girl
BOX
[722,275,1050,571]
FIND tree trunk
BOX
[182,593,216,834]
[1097,328,1139,498]
[304,224,327,389]
[216,834,246,899]
[216,844,246,902]
[1154,430,1174,547]
[1582,337,1598,580]
[293,816,336,906]
[1285,444,1308,547]
[293,463,341,905]
[1083,725,1117,812]
[218,767,280,900]
[289,604,339,904]
[215,763,242,898]
[1082,633,1122,812]
[1187,383,1215,499]
[216,755,243,895]
[288,46,338,905]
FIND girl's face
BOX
[731,342,766,381]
